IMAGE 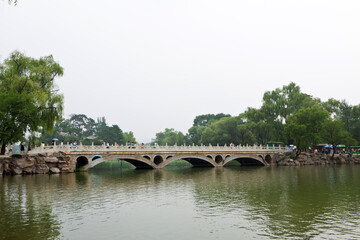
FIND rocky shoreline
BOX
[0,152,75,175]
[1,152,360,175]
[276,152,360,166]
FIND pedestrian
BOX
[20,142,25,153]
[5,144,9,155]
[9,144,13,154]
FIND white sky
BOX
[1,0,360,143]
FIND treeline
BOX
[1,51,359,152]
[153,83,360,150]
[40,115,136,145]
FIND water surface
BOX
[1,164,360,239]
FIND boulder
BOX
[49,167,60,174]
[23,168,35,174]
[45,157,59,163]
[12,168,23,175]
[35,156,46,164]
[60,167,74,173]
[35,164,49,174]
[13,157,35,169]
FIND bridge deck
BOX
[31,144,287,154]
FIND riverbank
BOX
[1,152,360,175]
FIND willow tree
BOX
[0,51,64,154]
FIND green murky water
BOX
[1,164,360,240]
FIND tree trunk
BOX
[0,143,5,155]
[331,144,336,159]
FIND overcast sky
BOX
[1,0,360,143]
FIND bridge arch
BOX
[215,155,223,164]
[91,155,103,161]
[265,154,272,164]
[154,155,164,165]
[76,156,89,169]
[224,155,267,166]
[90,155,156,169]
[160,155,217,168]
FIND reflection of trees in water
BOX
[191,166,360,239]
[0,176,61,240]
[4,166,357,239]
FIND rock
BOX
[13,157,35,169]
[49,167,60,174]
[45,157,59,163]
[60,167,74,173]
[35,164,49,174]
[12,168,23,175]
[58,163,70,169]
[23,168,35,174]
[35,157,46,164]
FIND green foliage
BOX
[184,82,359,149]
[123,131,136,143]
[193,113,231,127]
[40,114,126,145]
[285,105,329,150]
[0,51,64,153]
[153,128,186,146]
[187,126,206,145]
[96,117,123,144]
[200,116,255,145]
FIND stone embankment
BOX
[276,152,360,166]
[0,152,74,175]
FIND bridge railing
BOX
[30,143,288,154]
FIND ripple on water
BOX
[2,166,360,240]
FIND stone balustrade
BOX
[30,143,287,154]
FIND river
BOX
[1,164,360,240]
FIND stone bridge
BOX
[32,144,289,170]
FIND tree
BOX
[123,131,136,143]
[321,119,355,150]
[200,116,255,145]
[193,113,231,127]
[95,117,124,144]
[261,82,317,123]
[7,0,17,5]
[187,126,206,145]
[285,105,329,151]
[153,128,186,146]
[0,51,64,154]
